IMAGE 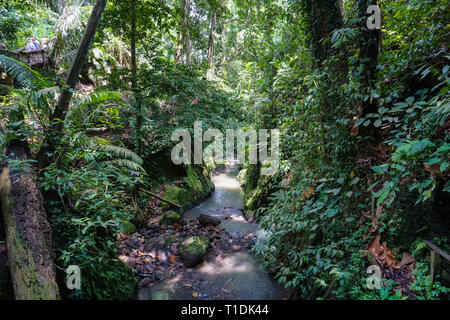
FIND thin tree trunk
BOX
[206,10,216,78]
[0,141,60,299]
[36,0,107,170]
[131,0,142,154]
[175,0,186,63]
[175,29,184,63]
[185,0,191,67]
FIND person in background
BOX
[25,37,40,52]
[40,38,49,51]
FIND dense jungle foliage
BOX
[0,0,448,300]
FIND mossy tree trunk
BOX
[0,142,60,300]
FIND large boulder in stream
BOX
[179,236,210,267]
[198,213,221,226]
[159,211,181,226]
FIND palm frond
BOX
[0,55,54,90]
[52,4,91,60]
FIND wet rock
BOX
[159,211,181,226]
[144,235,184,262]
[139,278,151,287]
[179,236,210,267]
[198,214,221,226]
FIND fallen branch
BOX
[140,189,181,208]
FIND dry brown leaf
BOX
[424,163,442,176]
[190,97,199,105]
[350,126,359,137]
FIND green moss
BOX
[162,165,214,213]
[179,236,210,267]
[121,220,136,234]
[145,235,184,251]
[1,167,60,300]
[159,211,181,226]
[243,164,280,217]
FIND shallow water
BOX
[139,166,285,300]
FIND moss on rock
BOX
[179,236,210,267]
[121,220,136,234]
[162,164,215,213]
[159,211,181,226]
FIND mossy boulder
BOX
[121,220,136,234]
[161,165,215,212]
[179,236,210,267]
[159,211,181,226]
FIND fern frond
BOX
[68,90,122,123]
[101,159,146,173]
[95,144,144,166]
[0,55,54,90]
[30,86,60,114]
[0,132,6,152]
[78,90,122,108]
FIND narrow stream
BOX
[138,166,285,300]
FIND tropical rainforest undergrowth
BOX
[0,0,448,300]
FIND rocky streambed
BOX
[118,166,285,300]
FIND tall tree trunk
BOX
[175,0,186,63]
[185,0,191,67]
[36,0,107,170]
[206,10,216,78]
[358,0,380,118]
[304,0,343,65]
[131,0,142,155]
[0,141,60,299]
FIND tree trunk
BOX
[131,0,142,155]
[206,10,216,78]
[0,142,60,300]
[36,0,107,170]
[175,0,185,63]
[185,0,191,67]
[304,0,343,65]
[358,0,380,118]
[175,29,184,63]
